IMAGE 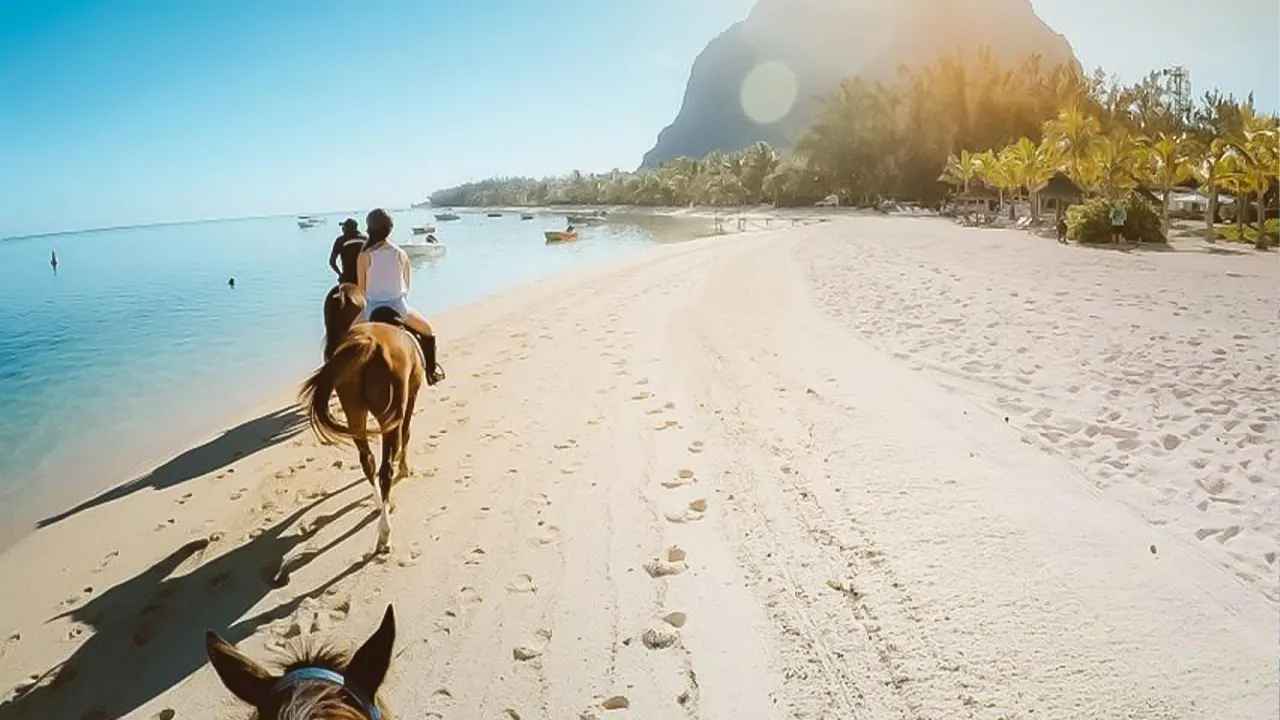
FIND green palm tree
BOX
[1230,108,1279,247]
[1088,129,1143,199]
[975,149,1017,214]
[1003,137,1058,221]
[1141,131,1194,238]
[1043,105,1103,188]
[1188,137,1234,240]
[940,149,980,194]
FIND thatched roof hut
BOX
[957,182,999,200]
[1031,172,1083,201]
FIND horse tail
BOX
[299,330,380,444]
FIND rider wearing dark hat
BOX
[329,218,367,284]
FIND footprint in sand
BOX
[92,550,120,574]
[643,546,688,578]
[512,628,553,661]
[631,392,653,401]
[506,573,538,594]
[687,441,704,455]
[654,419,679,431]
[601,696,631,711]
[662,469,697,489]
[532,524,563,547]
[1,632,19,659]
[457,585,483,607]
[664,499,708,524]
[230,487,248,501]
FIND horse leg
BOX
[396,380,419,480]
[338,390,376,486]
[374,426,397,554]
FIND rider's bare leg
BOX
[402,309,434,336]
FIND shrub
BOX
[1066,194,1165,244]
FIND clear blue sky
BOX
[0,0,1275,237]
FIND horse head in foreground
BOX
[205,605,395,720]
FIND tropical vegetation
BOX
[429,51,1279,248]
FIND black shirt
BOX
[331,232,367,284]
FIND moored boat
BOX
[434,212,461,221]
[403,242,447,260]
[544,230,578,244]
[487,211,503,218]
[520,213,535,220]
[411,224,437,235]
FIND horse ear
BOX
[346,605,396,700]
[205,630,276,707]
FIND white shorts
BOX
[363,296,411,321]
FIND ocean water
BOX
[0,210,683,545]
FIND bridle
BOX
[271,667,382,720]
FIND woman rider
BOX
[357,208,445,385]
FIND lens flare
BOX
[739,61,798,125]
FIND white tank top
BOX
[364,242,406,301]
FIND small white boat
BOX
[435,212,461,221]
[411,224,437,235]
[297,216,323,228]
[403,242,447,260]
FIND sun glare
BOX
[739,61,798,125]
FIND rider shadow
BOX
[37,405,306,530]
[0,480,378,720]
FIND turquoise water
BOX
[0,210,672,544]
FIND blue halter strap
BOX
[271,667,382,720]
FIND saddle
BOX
[367,307,446,386]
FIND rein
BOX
[271,667,382,720]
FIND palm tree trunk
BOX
[1255,190,1269,250]
[1205,182,1217,241]
[1161,187,1171,239]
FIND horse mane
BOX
[247,644,384,720]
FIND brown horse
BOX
[206,605,395,719]
[323,283,366,360]
[299,313,424,553]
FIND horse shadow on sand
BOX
[37,405,306,530]
[0,480,380,720]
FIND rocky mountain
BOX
[641,0,1076,168]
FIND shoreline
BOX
[1,216,1274,719]
[0,212,717,553]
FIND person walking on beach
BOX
[358,208,445,385]
[1109,203,1127,244]
[329,218,367,284]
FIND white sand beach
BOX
[0,216,1275,719]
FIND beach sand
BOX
[0,216,1274,719]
